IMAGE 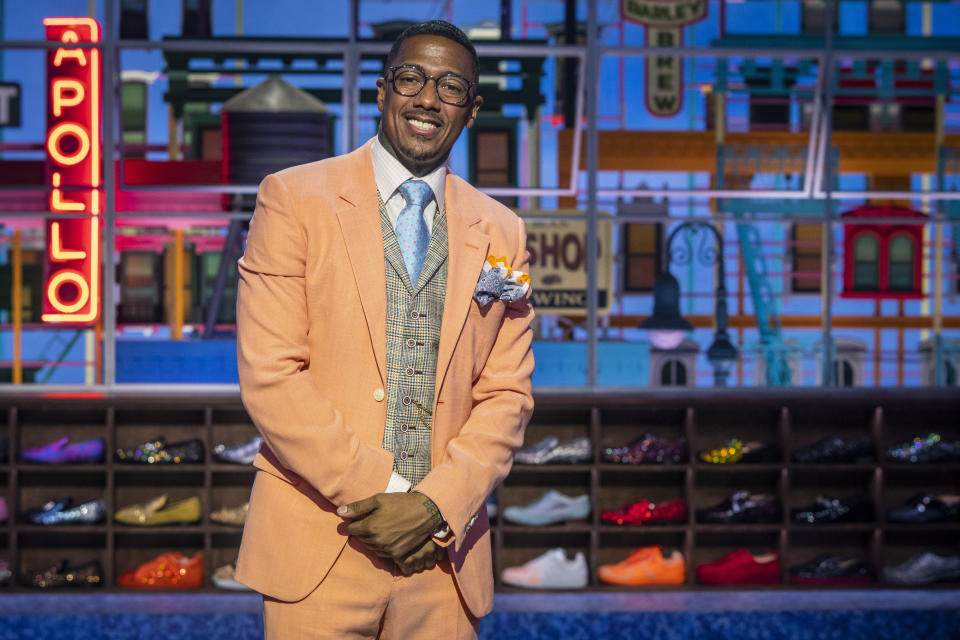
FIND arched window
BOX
[660,360,688,386]
[833,360,855,387]
[887,233,915,292]
[853,234,879,291]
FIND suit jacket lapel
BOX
[435,174,489,403]
[334,142,387,385]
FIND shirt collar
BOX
[370,135,447,211]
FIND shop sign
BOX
[42,17,102,324]
[621,0,708,117]
[521,210,613,314]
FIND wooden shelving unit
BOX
[493,389,960,591]
[0,389,957,592]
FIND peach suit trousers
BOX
[262,537,479,640]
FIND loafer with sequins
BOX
[209,502,249,527]
[539,437,593,464]
[116,437,204,464]
[886,433,960,464]
[603,434,687,465]
[22,497,106,526]
[21,559,102,589]
[514,436,560,464]
[118,551,204,589]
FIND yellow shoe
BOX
[115,494,168,525]
[115,494,201,526]
[209,502,248,527]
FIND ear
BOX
[464,94,483,129]
[376,77,386,113]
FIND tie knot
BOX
[398,179,432,208]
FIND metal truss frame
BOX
[0,0,958,391]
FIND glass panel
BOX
[628,224,658,253]
[626,256,657,291]
[854,234,879,260]
[889,234,913,261]
[888,234,915,292]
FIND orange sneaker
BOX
[598,546,685,586]
[117,551,204,589]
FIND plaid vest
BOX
[379,198,448,486]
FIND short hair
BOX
[386,20,479,81]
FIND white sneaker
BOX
[502,490,591,526]
[212,562,253,591]
[502,548,588,589]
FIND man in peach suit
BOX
[235,20,534,639]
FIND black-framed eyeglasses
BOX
[386,64,475,107]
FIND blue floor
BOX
[1,591,959,639]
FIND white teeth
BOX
[408,119,437,132]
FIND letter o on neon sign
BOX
[47,270,90,313]
[47,123,91,166]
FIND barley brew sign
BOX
[42,17,102,324]
[622,0,707,117]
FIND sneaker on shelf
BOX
[601,497,687,526]
[485,494,497,520]
[883,552,960,586]
[212,562,252,591]
[213,435,263,465]
[117,551,204,589]
[501,548,588,589]
[597,545,685,586]
[502,490,590,526]
[696,548,780,585]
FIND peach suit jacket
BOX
[234,139,535,617]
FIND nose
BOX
[413,77,441,110]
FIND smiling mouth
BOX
[406,116,440,134]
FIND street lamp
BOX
[640,272,692,350]
[641,222,738,387]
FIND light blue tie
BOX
[395,179,432,285]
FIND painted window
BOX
[887,233,915,292]
[792,223,822,293]
[661,360,688,386]
[852,233,880,290]
[624,223,662,292]
[834,360,855,387]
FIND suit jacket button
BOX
[373,388,385,402]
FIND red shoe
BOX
[601,498,687,526]
[118,551,204,589]
[696,549,780,585]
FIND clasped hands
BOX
[338,492,446,575]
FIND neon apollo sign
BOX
[42,17,102,324]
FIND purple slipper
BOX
[21,436,105,464]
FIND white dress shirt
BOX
[370,135,447,235]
